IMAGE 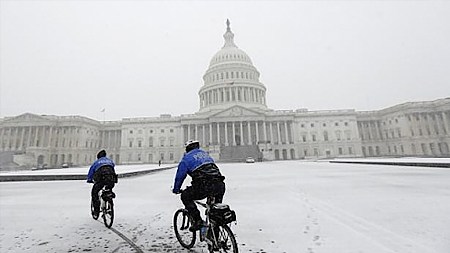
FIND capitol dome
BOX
[198,19,268,113]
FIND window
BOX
[312,134,316,142]
[129,141,133,148]
[302,135,306,142]
[348,147,353,154]
[170,129,174,133]
[336,131,341,141]
[338,147,343,155]
[335,122,339,126]
[345,122,348,126]
[138,140,142,147]
[161,129,165,133]
[150,130,153,134]
[323,131,328,141]
[169,153,174,161]
[323,123,326,127]
[149,137,153,147]
[311,123,315,128]
[130,130,133,134]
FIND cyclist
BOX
[87,150,117,219]
[172,140,226,232]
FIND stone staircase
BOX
[219,145,261,162]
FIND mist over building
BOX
[1,21,449,170]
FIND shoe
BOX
[92,210,100,220]
[189,219,204,232]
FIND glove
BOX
[87,180,93,183]
[172,188,180,194]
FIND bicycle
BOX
[173,194,238,252]
[91,187,115,228]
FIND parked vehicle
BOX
[245,157,255,163]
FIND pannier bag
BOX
[209,203,236,225]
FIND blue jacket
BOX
[173,148,215,192]
[87,157,115,183]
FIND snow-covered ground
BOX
[0,164,177,176]
[1,161,449,253]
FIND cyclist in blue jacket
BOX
[87,150,117,219]
[172,140,226,231]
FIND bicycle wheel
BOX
[173,209,196,248]
[102,199,114,228]
[91,201,99,220]
[214,224,238,253]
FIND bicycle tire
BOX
[173,209,196,248]
[214,224,238,253]
[103,199,114,228]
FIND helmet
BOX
[97,149,107,159]
[184,140,200,153]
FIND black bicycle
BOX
[91,187,115,228]
[173,195,238,252]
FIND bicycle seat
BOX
[211,203,229,210]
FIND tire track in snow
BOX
[290,189,438,253]
[95,220,145,253]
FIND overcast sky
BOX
[1,0,449,121]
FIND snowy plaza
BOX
[1,160,449,253]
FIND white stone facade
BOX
[1,21,449,169]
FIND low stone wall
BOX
[0,165,177,182]
[329,160,450,168]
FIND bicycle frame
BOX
[195,197,220,246]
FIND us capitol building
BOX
[1,21,450,169]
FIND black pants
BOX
[181,181,225,222]
[91,179,115,212]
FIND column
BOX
[276,122,281,145]
[217,123,220,144]
[290,121,295,144]
[270,122,274,144]
[0,128,4,150]
[225,122,229,146]
[202,125,206,145]
[195,124,198,140]
[255,122,260,144]
[232,122,236,146]
[247,121,252,145]
[19,127,25,150]
[284,121,289,144]
[442,112,450,134]
[187,124,191,141]
[13,127,19,150]
[209,123,213,145]
[33,127,39,147]
[240,122,244,145]
[181,125,185,144]
[263,122,268,143]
